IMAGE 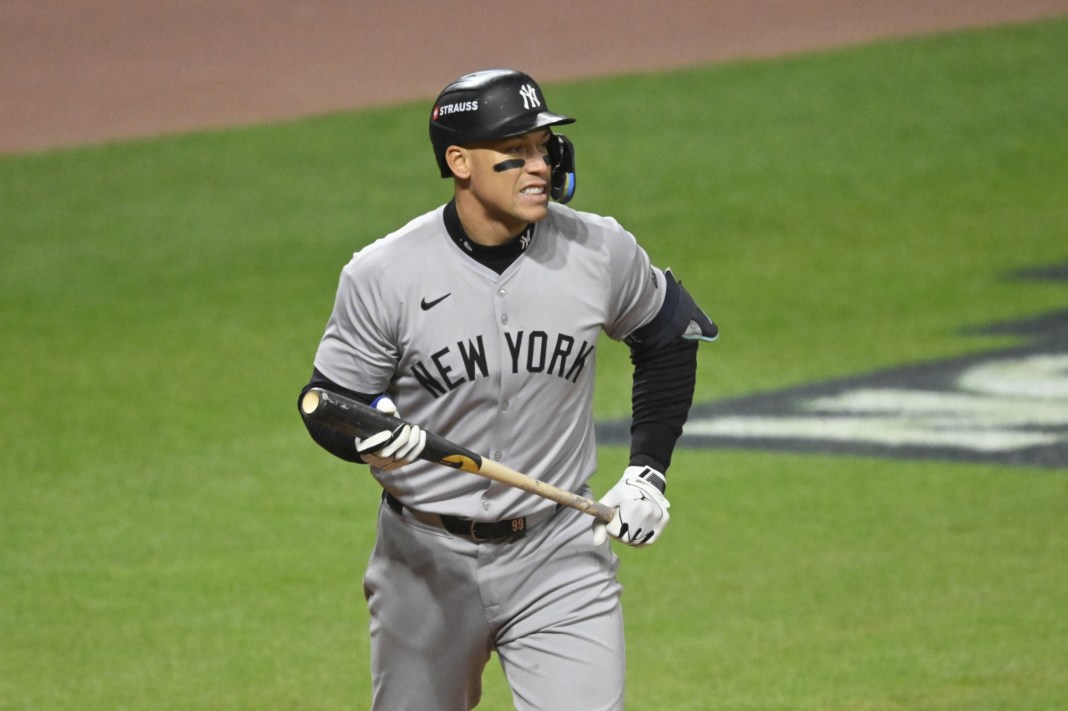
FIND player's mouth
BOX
[520,185,547,200]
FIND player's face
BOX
[458,129,553,244]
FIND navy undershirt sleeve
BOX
[628,336,699,475]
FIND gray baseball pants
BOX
[364,495,625,710]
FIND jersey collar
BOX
[443,200,535,275]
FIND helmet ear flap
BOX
[548,133,576,204]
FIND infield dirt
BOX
[2,0,1067,154]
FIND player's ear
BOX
[445,146,471,179]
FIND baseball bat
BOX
[300,387,616,524]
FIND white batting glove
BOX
[592,466,670,547]
[354,396,426,471]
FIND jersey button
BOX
[481,499,492,511]
[497,288,507,298]
[501,400,509,412]
[493,451,502,461]
[501,314,509,325]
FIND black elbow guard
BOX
[625,269,718,353]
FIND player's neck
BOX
[453,192,532,247]
[443,200,533,274]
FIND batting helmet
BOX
[429,69,577,201]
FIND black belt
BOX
[383,491,543,542]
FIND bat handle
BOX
[586,501,618,525]
[477,459,617,524]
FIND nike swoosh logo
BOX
[420,293,451,311]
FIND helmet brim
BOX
[489,110,576,142]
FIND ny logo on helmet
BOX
[519,84,541,110]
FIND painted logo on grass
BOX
[597,265,1068,469]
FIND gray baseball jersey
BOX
[314,201,665,519]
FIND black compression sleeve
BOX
[298,368,376,463]
[628,337,698,474]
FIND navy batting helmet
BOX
[429,69,576,200]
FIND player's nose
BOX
[526,151,550,174]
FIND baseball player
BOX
[299,68,716,710]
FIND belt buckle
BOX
[468,520,488,542]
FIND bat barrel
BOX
[301,388,393,439]
[301,388,484,472]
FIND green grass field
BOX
[3,17,1067,710]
